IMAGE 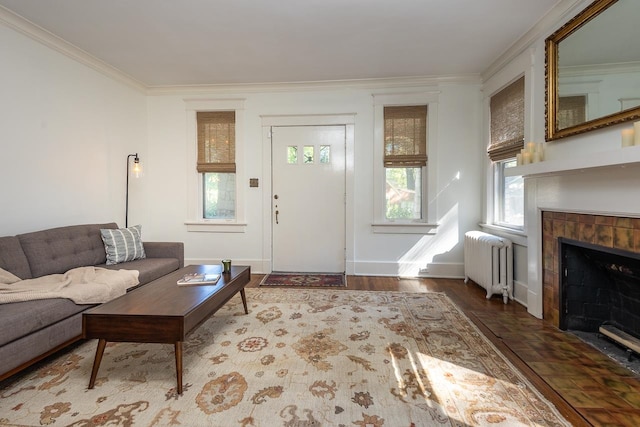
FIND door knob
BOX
[275,210,279,224]
[274,194,279,200]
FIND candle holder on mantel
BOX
[621,121,640,148]
[516,142,545,166]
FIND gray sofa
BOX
[0,223,184,381]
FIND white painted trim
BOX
[372,223,438,235]
[352,260,463,278]
[525,180,543,319]
[560,61,640,78]
[479,223,528,247]
[260,114,356,127]
[344,124,356,276]
[184,222,247,233]
[421,262,465,279]
[513,280,529,307]
[527,289,542,318]
[0,5,146,93]
[506,145,640,178]
[147,75,481,96]
[183,98,247,111]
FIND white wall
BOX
[0,9,483,278]
[145,82,483,276]
[0,23,147,236]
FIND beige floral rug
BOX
[0,289,569,426]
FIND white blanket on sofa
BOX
[0,267,139,304]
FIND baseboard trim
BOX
[352,261,464,278]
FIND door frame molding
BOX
[260,114,355,274]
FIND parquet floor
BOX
[249,275,640,426]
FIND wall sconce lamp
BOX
[125,153,142,228]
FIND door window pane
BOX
[287,146,298,164]
[303,146,314,164]
[385,167,422,219]
[320,145,331,163]
[203,173,236,219]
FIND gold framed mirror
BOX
[545,0,640,141]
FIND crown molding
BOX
[560,61,640,78]
[0,4,483,96]
[482,0,585,82]
[0,5,146,93]
[146,74,482,96]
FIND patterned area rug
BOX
[260,273,345,287]
[0,289,569,426]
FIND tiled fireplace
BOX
[541,211,640,327]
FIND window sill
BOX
[185,221,247,233]
[479,223,527,246]
[372,222,438,234]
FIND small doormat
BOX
[260,273,346,287]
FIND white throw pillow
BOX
[100,225,146,265]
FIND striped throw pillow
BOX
[100,225,146,265]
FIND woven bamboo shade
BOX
[558,95,586,129]
[384,105,428,167]
[488,77,524,162]
[197,111,236,173]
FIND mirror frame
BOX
[545,0,640,141]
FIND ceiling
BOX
[0,0,562,87]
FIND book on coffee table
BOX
[177,273,220,286]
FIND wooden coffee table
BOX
[82,264,250,394]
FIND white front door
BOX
[272,125,346,273]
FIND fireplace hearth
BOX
[571,329,640,375]
[559,238,640,351]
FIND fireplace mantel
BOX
[506,145,640,178]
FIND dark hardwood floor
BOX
[249,275,640,427]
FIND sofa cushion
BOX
[0,236,32,279]
[102,258,179,285]
[18,223,117,278]
[0,312,85,378]
[100,225,146,265]
[0,298,93,347]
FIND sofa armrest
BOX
[143,242,184,268]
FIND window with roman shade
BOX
[488,77,524,162]
[558,95,586,129]
[383,105,428,167]
[197,111,236,173]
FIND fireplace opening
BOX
[559,238,640,366]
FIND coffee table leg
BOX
[175,341,183,394]
[240,289,248,314]
[88,339,107,389]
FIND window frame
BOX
[493,158,524,231]
[483,56,531,236]
[372,92,439,234]
[184,98,246,233]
